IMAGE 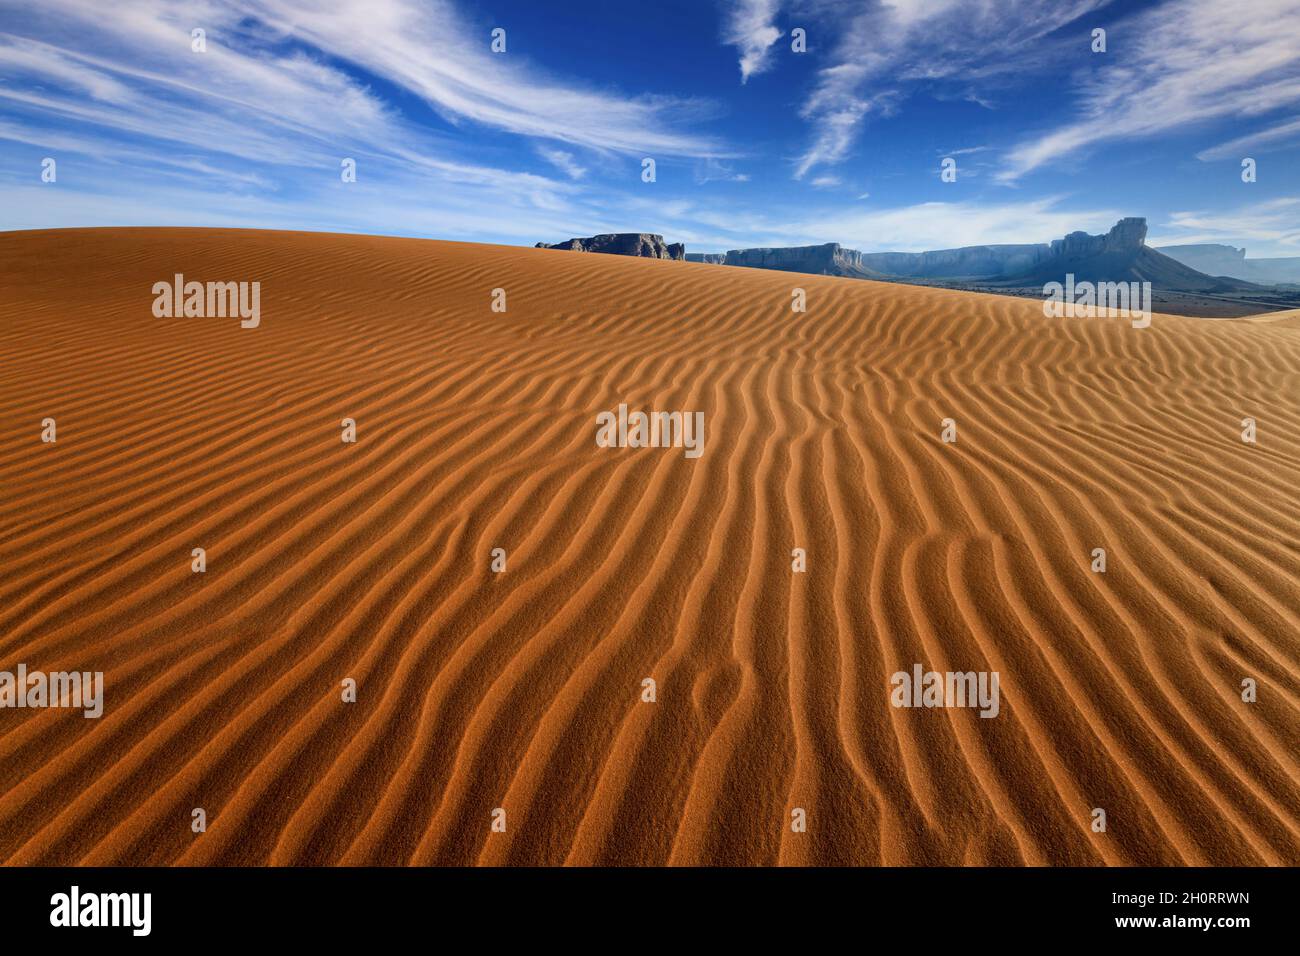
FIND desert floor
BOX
[1,228,1298,865]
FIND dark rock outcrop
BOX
[535,233,685,260]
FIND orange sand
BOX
[1,227,1297,865]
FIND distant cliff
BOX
[991,218,1257,291]
[1052,216,1149,258]
[859,243,1053,279]
[690,241,1057,279]
[536,233,685,260]
[633,219,1265,292]
[860,219,1150,281]
[1156,244,1300,286]
[687,243,884,278]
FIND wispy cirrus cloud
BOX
[4,0,1298,257]
[694,158,751,184]
[1196,117,1300,163]
[722,0,784,83]
[243,0,728,156]
[1148,197,1300,251]
[0,0,727,175]
[793,0,1107,179]
[999,0,1300,180]
[617,192,1123,254]
[536,147,587,180]
[0,0,735,241]
[790,195,1124,251]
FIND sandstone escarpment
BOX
[535,233,685,260]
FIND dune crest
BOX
[1,227,1297,866]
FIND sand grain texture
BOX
[1,228,1298,866]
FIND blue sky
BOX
[1,0,1299,255]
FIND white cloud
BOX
[793,0,1106,179]
[243,0,725,156]
[537,147,587,180]
[0,0,725,167]
[1149,197,1300,255]
[616,193,1124,255]
[6,0,1291,261]
[0,0,745,248]
[723,0,784,83]
[1000,0,1300,180]
[0,174,589,243]
[790,196,1124,251]
[694,158,751,183]
[1197,117,1300,162]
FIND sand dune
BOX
[1,227,1298,866]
